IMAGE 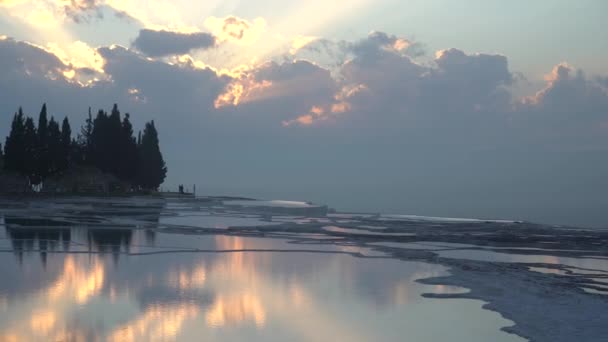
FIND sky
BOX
[1,0,608,227]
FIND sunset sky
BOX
[1,0,608,226]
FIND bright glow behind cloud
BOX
[45,41,104,72]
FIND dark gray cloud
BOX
[290,32,424,71]
[0,37,66,77]
[423,48,513,115]
[350,31,425,59]
[57,0,138,24]
[213,59,337,131]
[511,64,608,151]
[132,29,216,57]
[336,45,513,133]
[523,64,608,118]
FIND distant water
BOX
[198,184,608,229]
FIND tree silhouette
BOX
[137,121,167,190]
[76,107,94,166]
[23,117,38,184]
[108,104,123,177]
[91,109,111,173]
[4,108,26,174]
[36,104,49,182]
[47,117,61,175]
[60,117,71,172]
[3,103,168,192]
[120,113,138,183]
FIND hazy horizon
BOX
[196,183,607,229]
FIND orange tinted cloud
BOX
[522,63,574,105]
[214,77,273,108]
[283,84,366,126]
[331,102,351,113]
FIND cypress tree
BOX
[70,137,84,166]
[77,107,94,165]
[136,130,142,189]
[120,113,138,183]
[81,107,93,142]
[108,104,123,177]
[4,108,26,173]
[23,117,38,184]
[47,117,61,175]
[137,121,166,190]
[60,117,72,172]
[91,109,110,172]
[37,104,49,181]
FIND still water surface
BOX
[0,226,523,342]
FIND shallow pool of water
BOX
[0,231,523,342]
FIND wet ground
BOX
[0,196,606,341]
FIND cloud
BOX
[213,32,517,128]
[0,36,69,79]
[44,40,104,72]
[59,0,103,23]
[214,77,272,108]
[282,84,366,126]
[215,60,337,127]
[131,29,216,57]
[204,16,266,46]
[98,45,227,111]
[221,16,249,40]
[350,31,425,59]
[434,49,512,88]
[282,33,429,126]
[424,48,513,115]
[289,35,318,55]
[523,63,608,117]
[0,35,228,131]
[289,32,423,72]
[0,0,105,25]
[512,63,608,148]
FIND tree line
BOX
[0,103,167,190]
